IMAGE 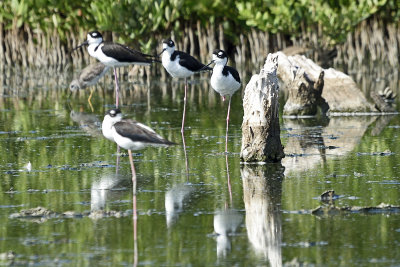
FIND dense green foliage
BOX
[0,0,399,47]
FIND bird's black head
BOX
[213,49,228,59]
[107,108,122,118]
[162,38,175,48]
[89,31,103,39]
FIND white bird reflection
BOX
[165,183,194,227]
[214,207,242,258]
[91,173,125,212]
[241,164,284,267]
[213,155,243,258]
[165,127,194,228]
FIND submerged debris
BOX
[9,206,131,222]
[357,150,394,156]
[319,190,339,202]
[10,207,57,218]
[312,203,400,216]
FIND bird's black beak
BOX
[158,48,166,57]
[200,60,215,71]
[72,40,89,52]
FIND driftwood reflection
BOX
[241,164,284,267]
[370,115,396,136]
[282,116,378,174]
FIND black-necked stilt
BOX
[159,38,211,134]
[74,31,158,107]
[203,49,241,153]
[70,62,110,109]
[102,108,175,178]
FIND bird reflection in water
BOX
[164,134,194,228]
[213,155,243,258]
[90,173,126,212]
[70,109,102,137]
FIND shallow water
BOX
[0,67,400,266]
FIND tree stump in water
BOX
[240,53,285,163]
[283,69,329,115]
[277,52,377,114]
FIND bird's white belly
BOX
[162,55,192,78]
[102,124,114,142]
[211,72,241,97]
[112,128,147,151]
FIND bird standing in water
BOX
[159,39,211,134]
[203,49,241,153]
[69,62,109,110]
[102,109,175,179]
[74,31,158,107]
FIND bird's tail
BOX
[162,139,176,146]
[142,53,161,63]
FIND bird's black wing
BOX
[173,51,211,72]
[114,120,174,145]
[101,42,154,64]
[223,66,241,84]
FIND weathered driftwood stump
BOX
[240,53,285,163]
[277,51,377,115]
[284,69,329,115]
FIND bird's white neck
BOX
[213,62,225,73]
[87,43,101,58]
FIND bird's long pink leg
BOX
[225,153,233,205]
[181,78,188,135]
[128,149,137,181]
[225,97,232,154]
[113,67,120,108]
[182,130,189,181]
[181,78,189,179]
[115,145,120,176]
[132,157,138,267]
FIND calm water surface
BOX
[0,67,399,266]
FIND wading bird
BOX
[203,49,241,153]
[74,31,158,107]
[69,62,110,110]
[102,109,175,179]
[159,39,211,134]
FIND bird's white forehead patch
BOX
[92,32,98,37]
[218,51,224,57]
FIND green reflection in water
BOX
[0,69,399,266]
